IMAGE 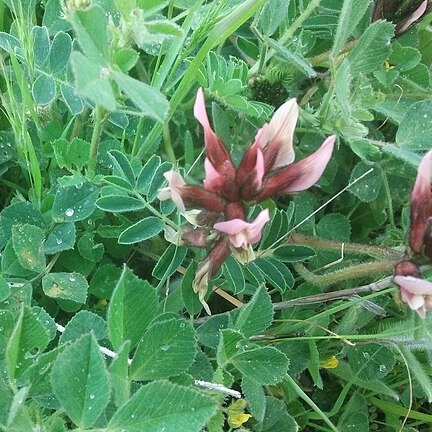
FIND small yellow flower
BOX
[228,413,252,428]
[320,355,339,369]
[384,61,395,71]
[95,298,108,308]
[227,399,252,428]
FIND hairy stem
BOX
[88,107,107,178]
[289,233,404,260]
[293,259,399,289]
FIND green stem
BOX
[283,375,340,432]
[293,260,398,289]
[163,124,176,165]
[249,0,322,76]
[288,233,404,260]
[88,107,107,178]
[133,192,178,229]
[136,0,267,159]
[379,166,395,227]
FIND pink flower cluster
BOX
[393,150,432,318]
[158,88,336,313]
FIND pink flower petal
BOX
[264,98,298,170]
[393,275,432,296]
[214,218,251,235]
[410,149,432,252]
[284,135,335,192]
[194,88,235,171]
[398,0,428,33]
[236,143,265,200]
[157,170,187,213]
[257,135,336,201]
[203,158,224,192]
[214,209,270,249]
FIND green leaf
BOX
[32,74,56,106]
[12,224,46,272]
[107,380,216,432]
[96,195,145,213]
[233,287,273,337]
[130,317,196,380]
[267,37,316,77]
[45,223,76,254]
[1,201,45,237]
[338,393,369,432]
[332,0,371,56]
[109,150,136,186]
[70,5,109,65]
[89,263,122,298]
[71,51,116,112]
[77,232,104,262]
[111,71,169,121]
[114,47,139,72]
[316,213,351,241]
[254,258,286,292]
[350,139,381,162]
[146,19,183,37]
[396,100,432,151]
[109,341,131,408]
[147,161,173,201]
[348,162,382,203]
[104,175,134,191]
[231,346,288,385]
[2,241,34,277]
[335,58,352,120]
[348,344,395,382]
[242,376,266,422]
[51,333,110,429]
[152,244,188,280]
[196,314,229,349]
[382,144,422,167]
[216,329,247,366]
[59,310,107,344]
[399,347,432,402]
[32,26,50,67]
[0,32,21,52]
[42,272,88,303]
[6,387,33,431]
[68,138,90,171]
[347,21,394,75]
[61,83,84,115]
[261,396,298,431]
[273,245,316,262]
[259,0,289,36]
[108,266,158,350]
[6,306,50,381]
[222,256,245,294]
[389,42,421,72]
[118,217,164,244]
[182,261,203,315]
[49,31,72,74]
[52,183,99,222]
[136,155,161,194]
[0,276,10,301]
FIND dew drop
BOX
[56,239,63,245]
[89,394,95,400]
[65,208,74,217]
[69,275,76,282]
